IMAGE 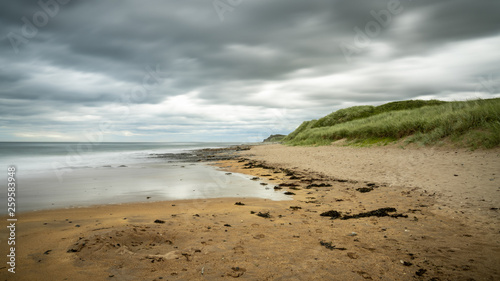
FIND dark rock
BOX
[284,191,295,195]
[235,202,245,206]
[356,187,373,193]
[290,206,302,211]
[154,219,165,224]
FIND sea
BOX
[0,142,289,213]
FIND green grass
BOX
[283,98,500,149]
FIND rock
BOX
[154,219,165,224]
[235,202,245,206]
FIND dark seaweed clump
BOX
[320,241,346,251]
[320,210,342,219]
[320,208,407,220]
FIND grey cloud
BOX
[0,0,499,141]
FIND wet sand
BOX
[1,144,499,280]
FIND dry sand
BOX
[1,144,499,280]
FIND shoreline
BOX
[1,144,499,280]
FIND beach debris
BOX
[256,211,271,218]
[118,165,127,167]
[279,183,300,187]
[319,208,407,220]
[341,207,407,220]
[224,224,232,227]
[305,183,332,189]
[67,240,86,253]
[193,214,200,217]
[225,172,232,175]
[284,191,295,195]
[235,202,245,206]
[227,266,246,278]
[347,232,357,236]
[320,210,342,219]
[43,250,52,255]
[290,206,302,211]
[146,196,151,199]
[320,241,346,251]
[154,219,165,224]
[75,225,80,227]
[415,269,427,276]
[356,187,373,193]
[251,177,260,181]
[273,186,282,190]
[260,183,268,186]
[400,260,413,266]
[261,174,272,177]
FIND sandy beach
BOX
[1,144,499,280]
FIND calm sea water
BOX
[0,142,291,213]
[0,142,241,174]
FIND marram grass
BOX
[283,98,500,149]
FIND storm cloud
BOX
[1,0,499,142]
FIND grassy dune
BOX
[283,98,500,149]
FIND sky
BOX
[1,0,499,142]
